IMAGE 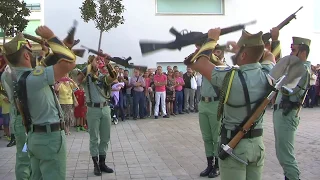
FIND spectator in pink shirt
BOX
[153,66,169,119]
[174,70,185,114]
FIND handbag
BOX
[190,76,197,90]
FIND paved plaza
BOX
[0,108,319,180]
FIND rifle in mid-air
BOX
[262,6,303,43]
[139,20,257,55]
[81,45,147,70]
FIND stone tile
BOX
[1,109,320,179]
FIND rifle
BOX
[218,55,306,164]
[63,20,80,48]
[262,6,303,43]
[81,45,147,70]
[23,33,85,58]
[139,20,256,55]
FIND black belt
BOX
[86,102,109,108]
[274,102,300,111]
[201,96,219,102]
[221,127,263,139]
[33,123,62,133]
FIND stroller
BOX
[109,98,119,125]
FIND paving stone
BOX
[1,108,320,179]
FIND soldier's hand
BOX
[226,41,240,54]
[36,26,55,40]
[270,27,279,41]
[208,28,221,41]
[263,50,276,63]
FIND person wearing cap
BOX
[77,54,117,176]
[184,28,275,180]
[1,65,31,179]
[2,26,77,179]
[188,42,224,178]
[273,37,311,180]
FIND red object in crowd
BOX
[97,56,107,74]
[74,89,87,118]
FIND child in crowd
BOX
[74,86,87,132]
[0,93,10,140]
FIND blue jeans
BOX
[133,91,145,118]
[175,90,183,113]
[306,85,316,107]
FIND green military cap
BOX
[292,37,311,47]
[3,33,29,55]
[237,30,264,48]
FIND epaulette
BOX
[214,66,233,72]
[33,66,44,76]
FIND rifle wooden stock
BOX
[15,99,30,133]
[140,20,256,54]
[262,6,303,43]
[219,88,276,160]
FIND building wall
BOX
[43,0,317,69]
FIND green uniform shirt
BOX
[201,76,218,97]
[13,66,61,125]
[275,61,311,104]
[83,73,110,103]
[211,63,272,130]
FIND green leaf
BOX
[79,0,125,33]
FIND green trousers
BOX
[10,108,31,180]
[273,109,300,180]
[87,106,111,157]
[198,101,221,157]
[219,136,265,180]
[27,129,66,180]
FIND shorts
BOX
[3,113,10,127]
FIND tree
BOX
[0,0,31,44]
[76,63,88,70]
[80,0,125,50]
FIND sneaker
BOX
[154,116,158,119]
[163,115,169,118]
[80,126,86,131]
[76,126,80,132]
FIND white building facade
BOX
[0,0,44,45]
[42,0,318,71]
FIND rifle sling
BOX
[237,70,252,117]
[16,71,33,132]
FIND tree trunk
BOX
[2,28,6,45]
[98,30,103,51]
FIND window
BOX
[156,0,224,15]
[23,20,41,36]
[26,3,41,11]
[314,0,320,32]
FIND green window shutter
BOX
[23,20,41,36]
[156,0,223,15]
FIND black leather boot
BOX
[92,156,102,176]
[99,155,114,173]
[200,156,213,177]
[208,157,220,178]
[7,134,16,147]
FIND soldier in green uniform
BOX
[185,28,275,180]
[1,67,31,179]
[194,43,224,178]
[273,37,311,180]
[3,26,76,179]
[78,54,117,176]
